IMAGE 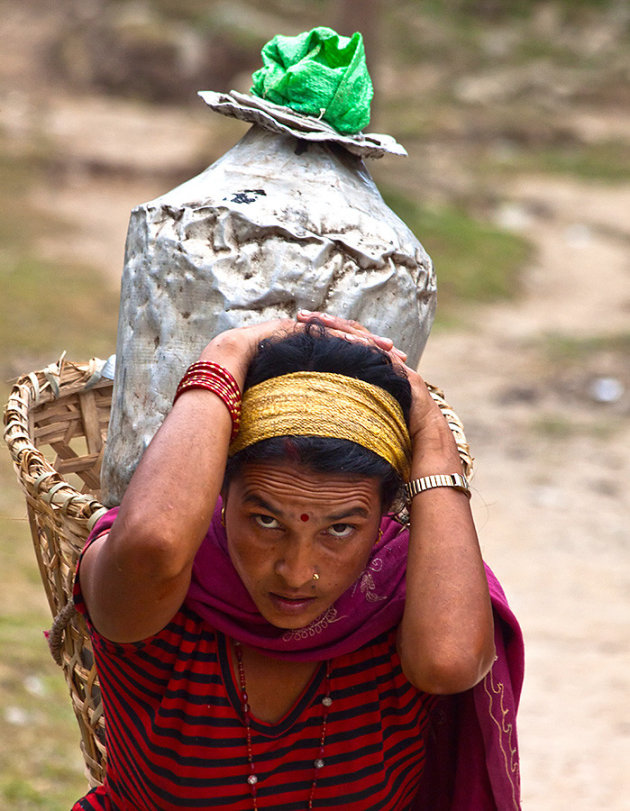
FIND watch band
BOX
[404,473,471,501]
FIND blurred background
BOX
[1,0,629,808]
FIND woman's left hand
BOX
[296,311,453,453]
[296,310,408,361]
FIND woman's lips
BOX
[269,592,316,615]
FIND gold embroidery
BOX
[483,669,520,809]
[281,606,346,642]
[352,558,387,603]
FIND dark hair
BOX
[225,320,412,510]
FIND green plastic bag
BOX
[250,27,373,134]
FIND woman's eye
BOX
[327,523,354,538]
[254,514,280,529]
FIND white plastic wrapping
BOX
[101,116,435,505]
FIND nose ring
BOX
[312,571,320,581]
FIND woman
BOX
[73,313,523,810]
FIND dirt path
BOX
[7,86,630,808]
[421,176,630,809]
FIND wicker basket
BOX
[3,357,112,786]
[3,355,474,790]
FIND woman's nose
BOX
[275,541,315,589]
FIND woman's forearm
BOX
[110,389,233,571]
[79,328,267,641]
[398,396,495,694]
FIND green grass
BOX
[541,331,630,363]
[488,140,630,183]
[0,142,117,808]
[0,463,88,809]
[1,253,118,373]
[382,189,531,320]
[0,149,118,384]
[531,411,621,441]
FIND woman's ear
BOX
[220,470,230,506]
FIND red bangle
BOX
[178,362,241,398]
[174,362,241,440]
[179,361,241,397]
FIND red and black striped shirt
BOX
[72,601,436,810]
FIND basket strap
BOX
[48,599,77,666]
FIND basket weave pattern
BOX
[3,357,473,791]
[4,359,112,786]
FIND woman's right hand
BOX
[198,318,297,389]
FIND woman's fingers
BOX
[388,345,408,361]
[298,310,371,337]
[297,310,408,361]
[205,312,410,380]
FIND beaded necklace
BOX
[234,641,333,810]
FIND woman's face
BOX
[223,461,383,629]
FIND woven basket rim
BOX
[4,356,111,529]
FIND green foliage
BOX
[0,149,118,384]
[541,331,630,362]
[382,189,531,317]
[0,145,116,808]
[490,140,630,183]
[1,253,118,371]
[405,0,625,19]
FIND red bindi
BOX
[300,513,310,522]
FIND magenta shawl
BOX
[87,504,524,809]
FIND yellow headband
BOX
[229,371,412,479]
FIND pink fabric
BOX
[413,568,524,810]
[86,503,524,809]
